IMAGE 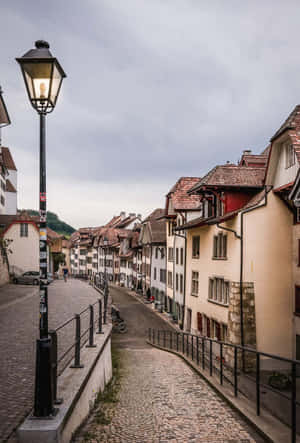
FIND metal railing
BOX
[49,283,109,404]
[148,329,300,443]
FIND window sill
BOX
[191,293,198,297]
[212,257,227,261]
[208,299,228,307]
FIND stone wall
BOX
[0,249,9,286]
[226,281,256,371]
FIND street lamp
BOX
[16,40,66,418]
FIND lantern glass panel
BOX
[50,64,63,106]
[22,62,53,102]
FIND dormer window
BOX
[285,143,295,169]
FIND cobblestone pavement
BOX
[0,279,101,443]
[75,286,264,442]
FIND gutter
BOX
[216,186,269,362]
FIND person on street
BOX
[63,267,68,282]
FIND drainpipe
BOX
[216,186,268,356]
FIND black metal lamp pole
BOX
[16,40,66,417]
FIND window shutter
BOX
[213,236,217,257]
[197,312,202,333]
[206,318,211,338]
[216,322,221,340]
[223,235,227,258]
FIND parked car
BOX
[13,271,40,285]
[13,271,53,285]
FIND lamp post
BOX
[16,40,66,417]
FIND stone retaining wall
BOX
[226,281,256,371]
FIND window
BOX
[20,223,28,237]
[191,271,199,296]
[155,248,158,259]
[295,286,300,315]
[79,260,85,266]
[168,247,174,262]
[80,249,87,256]
[180,248,184,265]
[160,269,166,283]
[154,267,157,280]
[0,180,5,191]
[192,236,200,259]
[286,143,295,169]
[168,271,173,288]
[180,274,183,293]
[0,195,4,206]
[213,233,227,259]
[161,248,165,259]
[208,277,229,305]
[176,248,179,264]
[175,273,178,291]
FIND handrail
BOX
[148,328,299,443]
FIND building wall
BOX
[151,245,166,293]
[185,217,241,335]
[5,223,39,273]
[5,191,17,215]
[243,191,293,358]
[273,143,298,189]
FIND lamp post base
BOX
[33,337,54,418]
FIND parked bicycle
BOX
[111,305,128,334]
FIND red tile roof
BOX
[189,165,265,193]
[1,147,17,171]
[47,227,62,239]
[167,177,202,211]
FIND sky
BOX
[1,0,300,229]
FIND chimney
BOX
[129,213,136,217]
[120,211,126,220]
[243,149,252,155]
[137,214,142,219]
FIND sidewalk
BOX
[0,283,38,310]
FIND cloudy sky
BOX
[1,1,300,228]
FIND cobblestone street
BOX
[76,286,264,442]
[0,279,101,443]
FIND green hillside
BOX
[25,210,76,237]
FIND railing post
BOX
[256,353,260,416]
[103,284,108,324]
[97,299,104,334]
[220,343,223,385]
[49,330,63,405]
[148,328,151,341]
[234,346,238,397]
[187,334,189,357]
[202,338,205,370]
[152,328,155,344]
[291,362,297,443]
[209,340,212,376]
[182,333,185,354]
[86,305,96,348]
[158,330,160,345]
[176,332,179,352]
[196,336,199,365]
[170,331,172,350]
[191,335,194,361]
[163,330,166,347]
[70,314,84,368]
